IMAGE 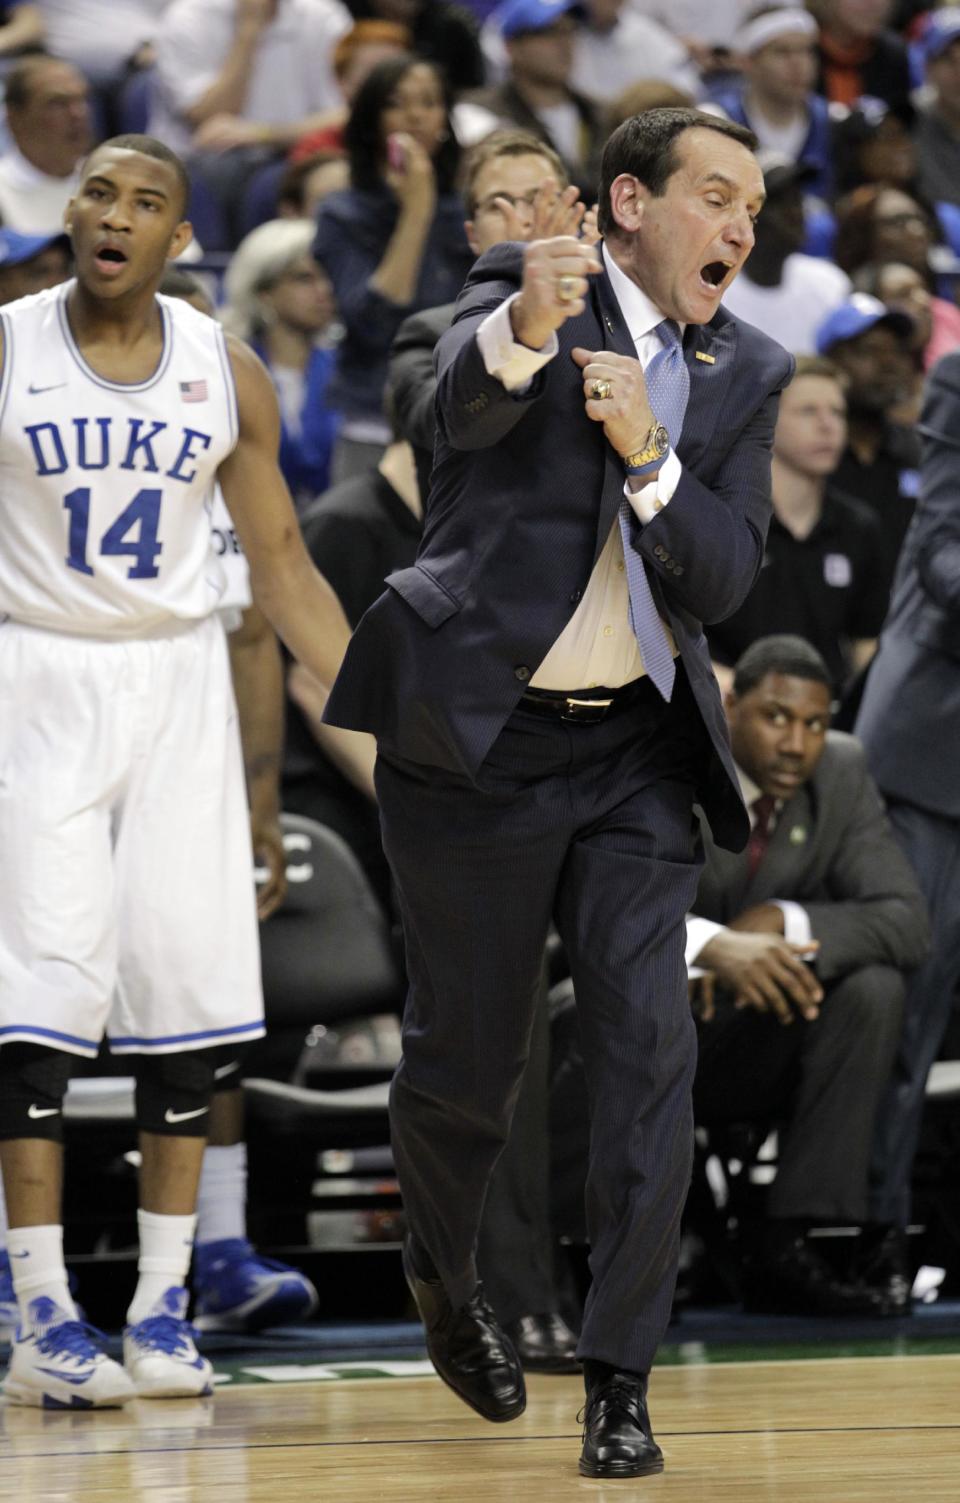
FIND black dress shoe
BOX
[504,1313,581,1374]
[402,1240,526,1422]
[855,1227,913,1315]
[743,1235,891,1317]
[579,1372,664,1479]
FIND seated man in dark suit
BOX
[690,635,930,1314]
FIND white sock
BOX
[126,1210,196,1326]
[195,1143,247,1247]
[8,1225,77,1330]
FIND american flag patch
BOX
[180,379,208,402]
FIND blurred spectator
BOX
[856,350,960,1309]
[0,4,43,66]
[710,6,832,200]
[814,292,919,597]
[344,0,486,93]
[605,78,696,134]
[914,8,960,209]
[573,0,700,102]
[833,182,949,288]
[277,151,350,217]
[149,0,351,241]
[150,0,350,156]
[36,0,155,89]
[284,19,411,161]
[831,97,917,196]
[626,0,755,64]
[313,55,472,479]
[689,635,928,1316]
[855,257,960,371]
[483,0,702,106]
[0,55,93,234]
[721,154,850,354]
[708,359,886,691]
[810,0,912,117]
[0,226,70,302]
[469,0,605,197]
[222,219,340,507]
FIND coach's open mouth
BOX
[699,260,733,292]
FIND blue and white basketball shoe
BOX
[123,1287,214,1398]
[0,1252,18,1344]
[192,1238,318,1332]
[2,1297,135,1409]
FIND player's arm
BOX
[218,336,352,691]
[227,602,287,920]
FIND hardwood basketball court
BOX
[3,1351,958,1501]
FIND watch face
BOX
[654,424,669,455]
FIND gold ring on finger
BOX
[589,378,613,401]
[557,274,579,303]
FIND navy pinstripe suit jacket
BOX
[324,242,794,852]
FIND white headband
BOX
[737,8,818,55]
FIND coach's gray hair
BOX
[220,218,317,341]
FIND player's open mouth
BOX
[699,260,733,292]
[94,245,128,272]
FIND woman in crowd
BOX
[222,219,340,510]
[832,181,958,289]
[313,53,473,480]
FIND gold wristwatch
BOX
[623,421,669,473]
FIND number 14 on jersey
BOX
[64,487,163,579]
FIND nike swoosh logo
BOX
[27,382,67,394]
[37,1366,96,1384]
[163,1106,209,1124]
[28,1104,62,1118]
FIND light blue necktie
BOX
[617,318,689,701]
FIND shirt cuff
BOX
[771,899,816,953]
[625,447,682,524]
[476,294,558,392]
[685,915,725,971]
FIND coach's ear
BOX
[608,174,645,235]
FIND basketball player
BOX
[0,134,350,1408]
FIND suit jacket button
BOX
[654,545,665,559]
[674,565,684,576]
[569,588,582,604]
[514,665,530,681]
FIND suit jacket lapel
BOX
[592,268,638,562]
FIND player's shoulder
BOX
[0,282,67,323]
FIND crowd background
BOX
[0,0,959,1335]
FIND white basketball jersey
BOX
[0,283,238,637]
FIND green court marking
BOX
[208,1334,960,1385]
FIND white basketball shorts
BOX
[0,616,265,1056]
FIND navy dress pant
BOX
[375,670,707,1373]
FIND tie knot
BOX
[655,318,682,351]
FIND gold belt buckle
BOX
[565,697,614,710]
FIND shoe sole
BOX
[133,1382,214,1399]
[2,1379,132,1410]
[579,1455,665,1478]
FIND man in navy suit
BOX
[855,350,960,1306]
[325,107,791,1479]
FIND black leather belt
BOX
[520,678,655,724]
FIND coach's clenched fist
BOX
[510,235,601,351]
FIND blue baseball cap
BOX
[814,294,913,355]
[922,8,960,65]
[0,228,70,268]
[496,0,585,40]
